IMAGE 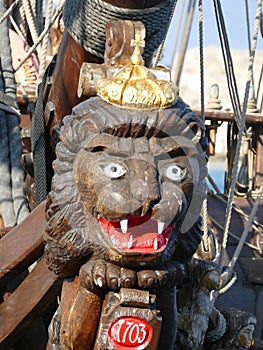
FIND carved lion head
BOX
[44,96,207,276]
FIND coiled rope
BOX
[63,0,175,60]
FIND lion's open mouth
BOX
[98,214,173,253]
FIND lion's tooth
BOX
[154,237,158,250]
[158,221,165,234]
[120,219,128,233]
[178,199,183,212]
[127,234,133,249]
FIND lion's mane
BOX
[44,96,207,276]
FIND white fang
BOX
[154,238,158,250]
[158,221,165,234]
[120,219,128,233]
[127,234,133,249]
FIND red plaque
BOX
[108,316,153,350]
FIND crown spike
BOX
[130,33,145,65]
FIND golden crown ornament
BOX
[96,33,179,110]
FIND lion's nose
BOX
[130,178,160,215]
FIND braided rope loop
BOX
[63,0,175,60]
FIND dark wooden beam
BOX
[0,259,61,349]
[0,201,46,288]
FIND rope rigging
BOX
[0,0,29,227]
[1,0,262,268]
[215,0,263,267]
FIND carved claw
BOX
[137,262,185,289]
[137,270,159,288]
[119,267,137,288]
[79,258,104,292]
[79,258,185,292]
[79,258,137,292]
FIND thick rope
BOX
[31,57,56,206]
[153,0,178,67]
[201,195,210,252]
[0,0,29,226]
[245,0,256,95]
[29,0,36,17]
[22,0,42,57]
[198,0,209,253]
[12,0,29,41]
[218,272,237,294]
[0,110,15,227]
[31,76,47,205]
[256,61,263,111]
[248,149,254,192]
[9,14,27,42]
[0,102,20,118]
[63,0,175,60]
[0,0,22,25]
[35,0,44,34]
[198,0,205,121]
[219,0,262,266]
[14,2,64,73]
[38,0,53,84]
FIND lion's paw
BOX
[137,262,185,289]
[79,258,137,291]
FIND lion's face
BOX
[44,97,207,274]
[73,132,197,263]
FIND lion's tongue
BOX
[99,215,171,253]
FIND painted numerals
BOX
[108,316,153,350]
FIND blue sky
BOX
[162,0,263,66]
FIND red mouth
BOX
[99,214,173,254]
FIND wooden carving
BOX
[43,95,208,348]
[209,308,257,349]
[176,259,224,349]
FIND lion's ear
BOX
[180,120,204,144]
[82,134,116,151]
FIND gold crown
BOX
[96,33,179,110]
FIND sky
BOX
[162,0,263,66]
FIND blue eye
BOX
[103,163,126,178]
[164,165,186,181]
